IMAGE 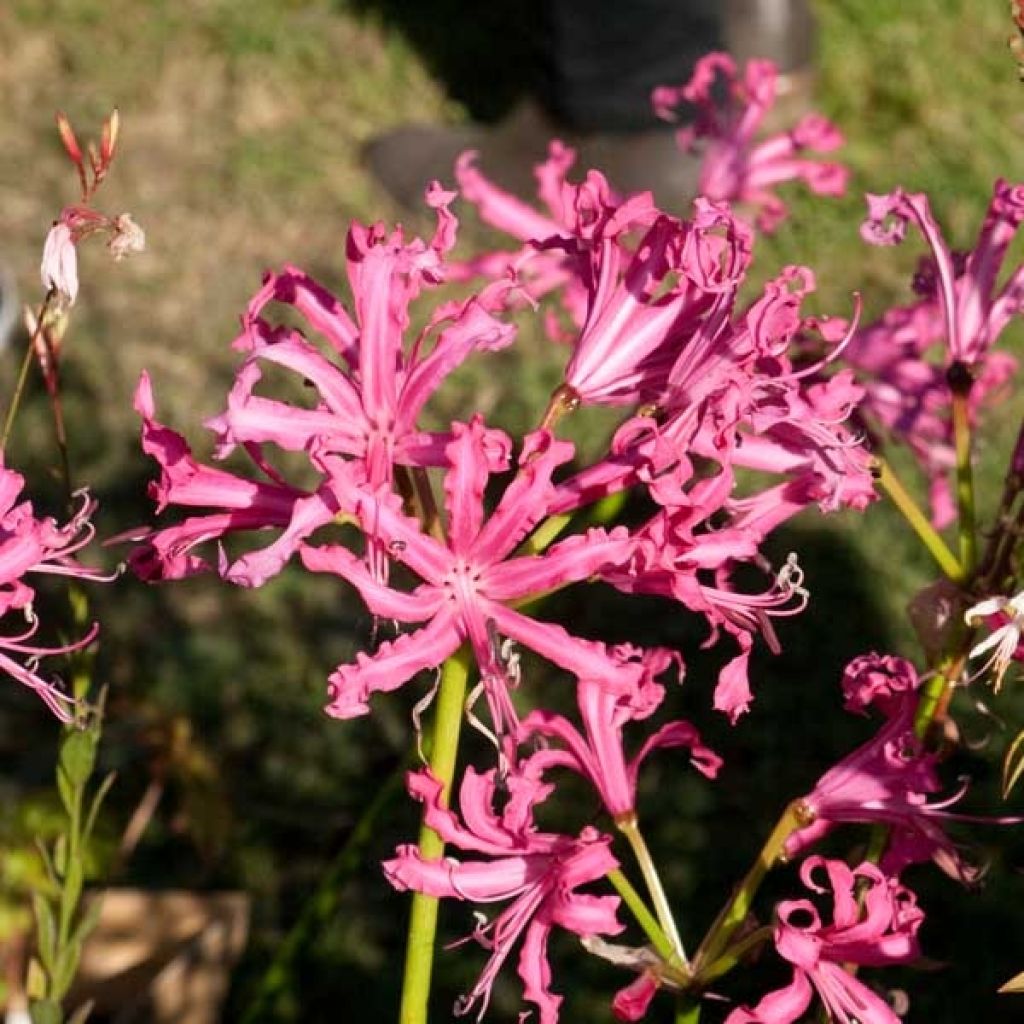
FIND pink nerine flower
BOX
[384,769,623,1024]
[208,184,515,492]
[784,655,979,880]
[654,53,848,232]
[725,857,923,1024]
[133,188,515,585]
[518,670,721,819]
[128,372,310,582]
[0,459,105,720]
[860,180,1024,366]
[298,417,654,734]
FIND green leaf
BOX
[1003,729,1024,798]
[1000,969,1024,994]
[29,997,63,1024]
[31,892,57,973]
[59,730,97,796]
[34,839,58,890]
[82,771,116,843]
[62,857,85,929]
[51,941,82,1003]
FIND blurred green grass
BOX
[1,1,1024,1021]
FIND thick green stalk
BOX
[875,458,964,582]
[675,997,702,1023]
[606,868,677,966]
[398,646,472,1024]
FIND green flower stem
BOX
[398,646,472,1024]
[616,814,687,967]
[606,868,678,966]
[875,458,964,583]
[2,291,55,448]
[913,663,958,739]
[951,390,977,574]
[694,801,802,976]
[675,996,702,1023]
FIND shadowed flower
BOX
[725,857,922,1024]
[384,769,623,1024]
[785,655,992,881]
[518,668,720,819]
[860,180,1024,366]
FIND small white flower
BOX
[964,591,1024,691]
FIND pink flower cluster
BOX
[126,52,1023,1023]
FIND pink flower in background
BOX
[725,858,922,1024]
[860,180,1024,366]
[451,143,593,330]
[654,53,848,232]
[518,669,720,819]
[0,459,105,720]
[299,417,653,733]
[384,769,623,1024]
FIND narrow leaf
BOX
[83,770,116,842]
[31,892,57,973]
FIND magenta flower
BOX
[518,668,721,819]
[133,188,517,585]
[0,459,105,720]
[860,180,1024,366]
[207,184,516,492]
[298,417,652,733]
[384,768,623,1024]
[556,198,750,408]
[654,53,849,232]
[725,857,922,1024]
[784,655,982,880]
[128,372,311,582]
